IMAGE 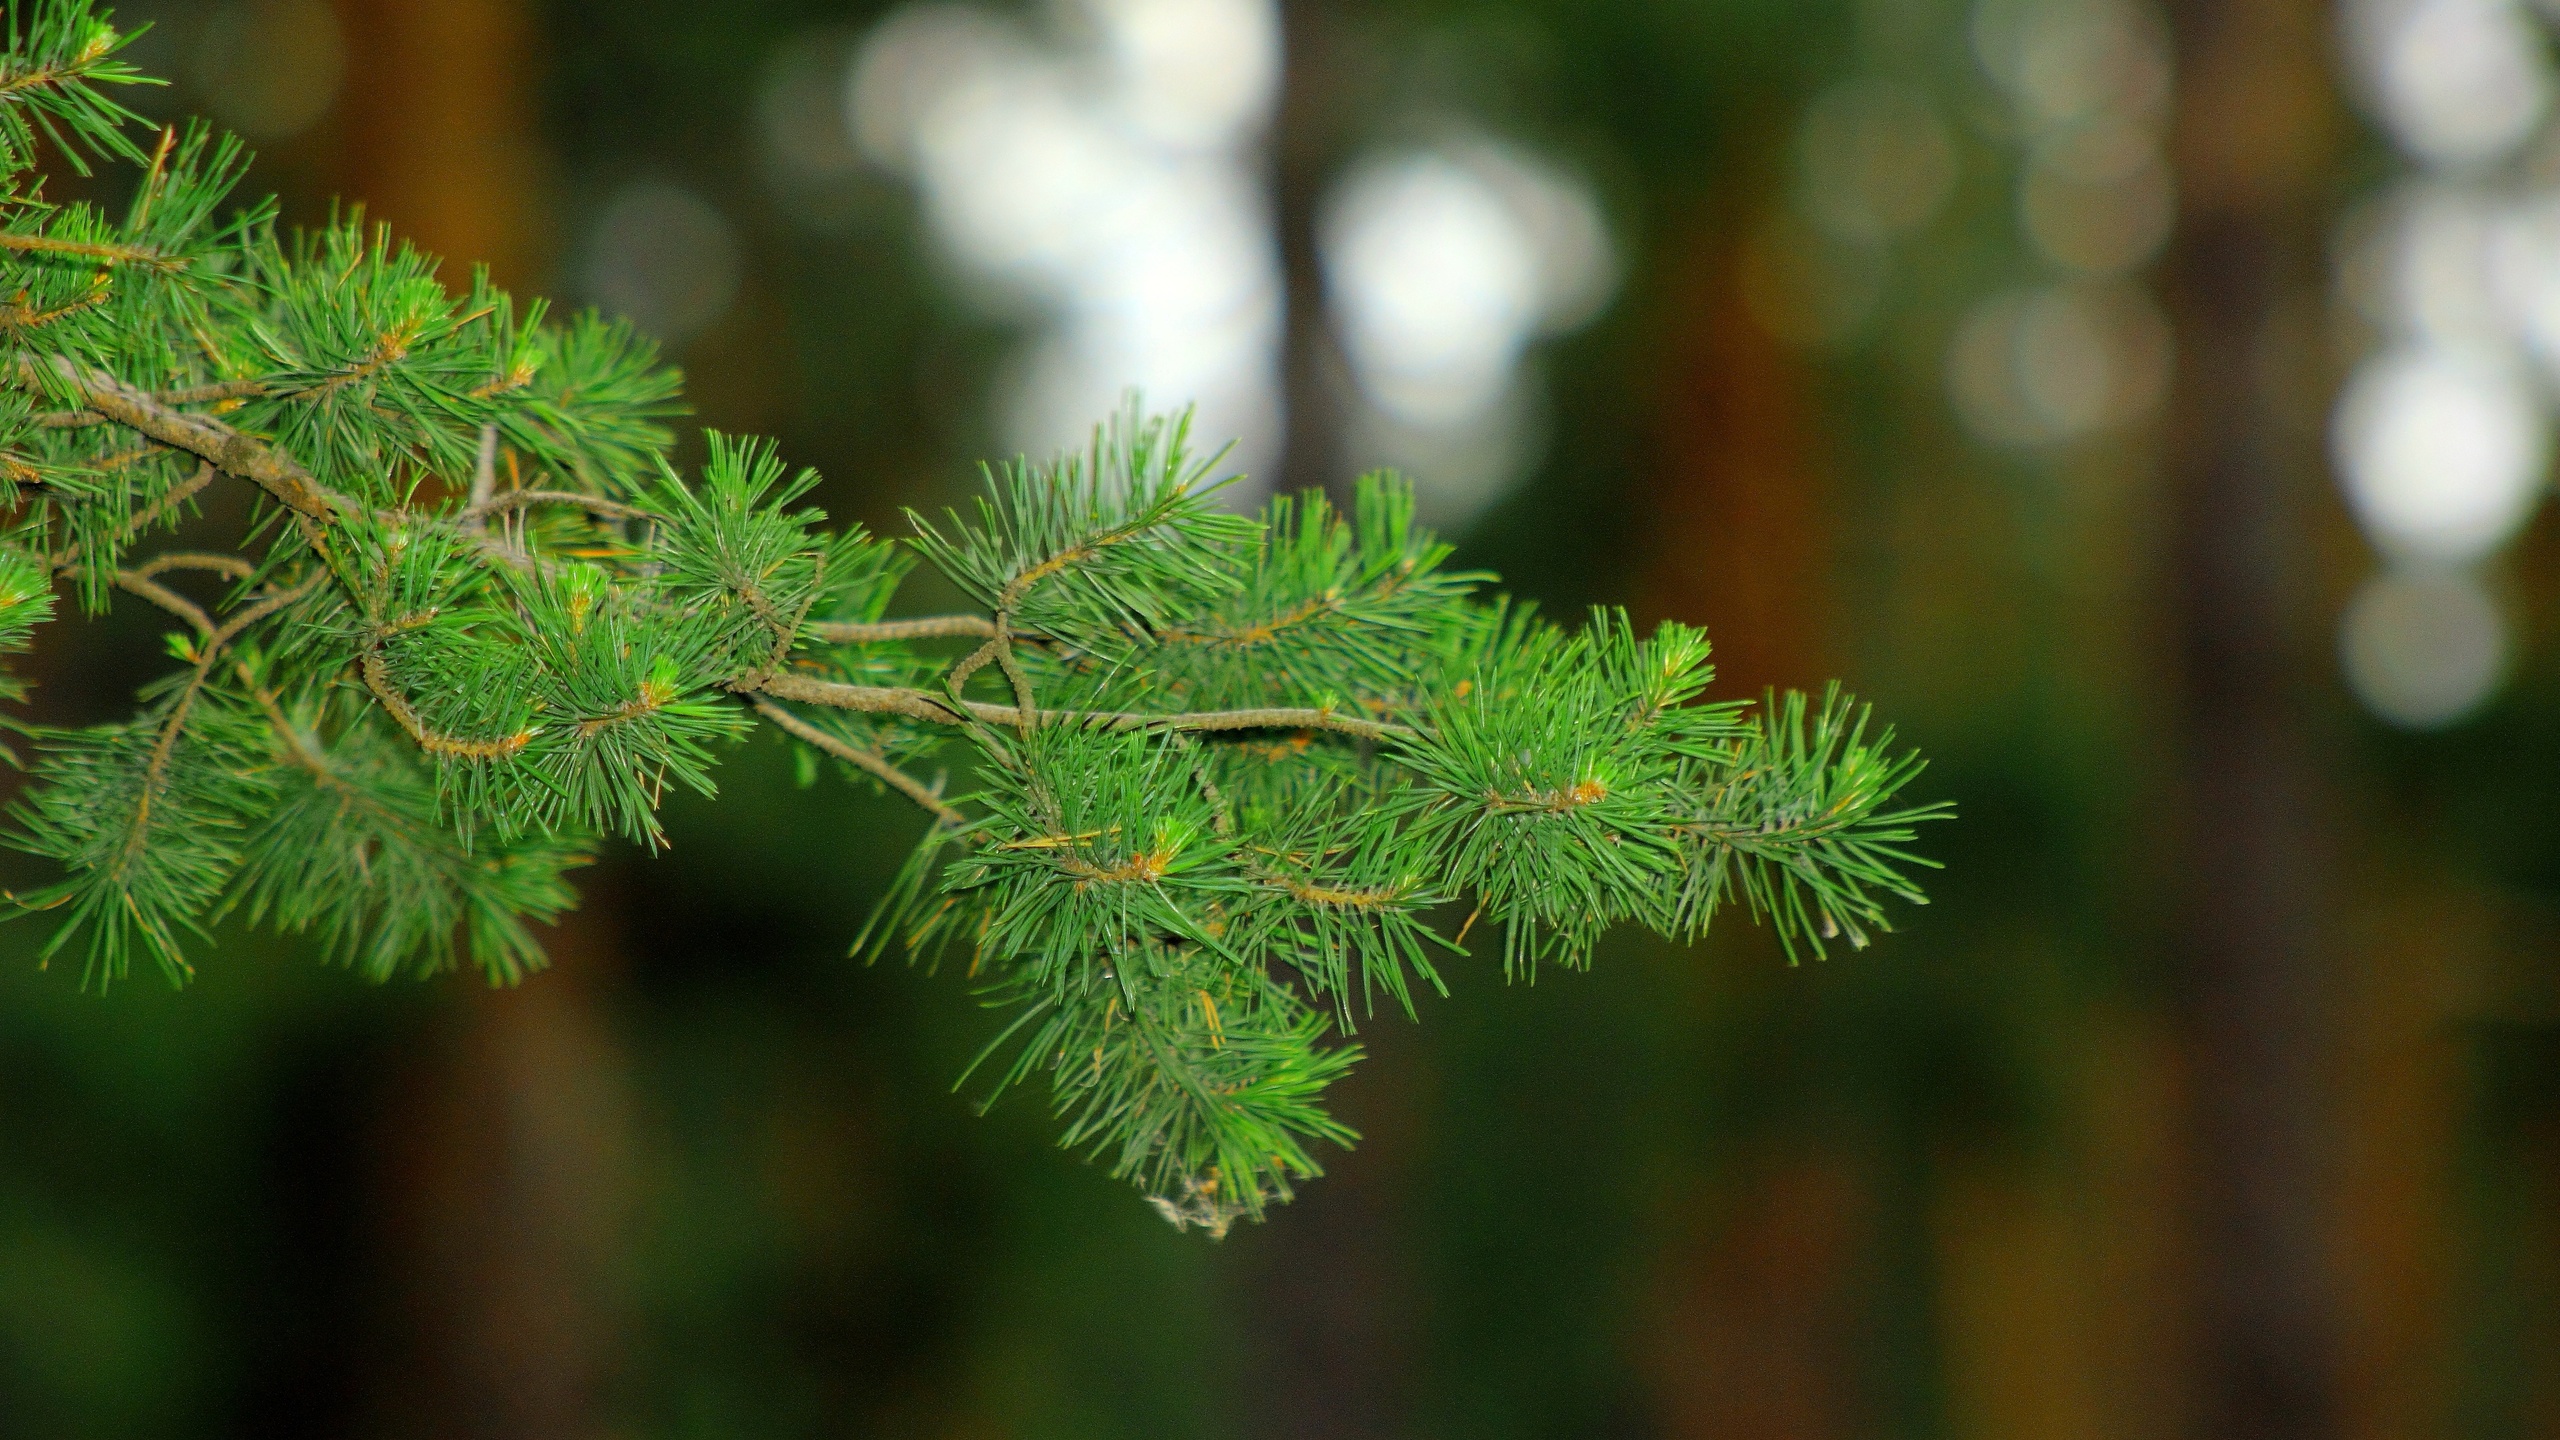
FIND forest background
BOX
[2,0,2552,1438]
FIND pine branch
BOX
[23,357,348,519]
[0,0,1947,1236]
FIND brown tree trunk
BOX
[324,6,630,1437]
[329,0,545,289]
[1635,213,1832,699]
[2158,2,2343,1435]
[1272,0,1356,505]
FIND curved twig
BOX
[113,570,211,637]
[752,696,966,829]
[359,650,536,760]
[131,551,255,582]
[48,461,216,573]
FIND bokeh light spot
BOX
[580,180,744,348]
[2333,343,2549,563]
[2348,0,2551,167]
[2339,566,2509,727]
[1796,79,1959,242]
[1948,282,2172,446]
[2019,117,2175,274]
[1320,138,1614,522]
[850,0,1283,474]
[1972,0,2174,132]
[195,0,344,142]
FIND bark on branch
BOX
[753,671,1412,743]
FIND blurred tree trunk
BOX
[1632,172,1851,1434]
[1635,214,1831,698]
[1646,1150,1866,1440]
[2158,2,2342,1436]
[368,944,636,1440]
[1273,0,1356,504]
[325,5,629,1437]
[330,0,545,289]
[1235,11,1422,1440]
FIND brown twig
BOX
[751,696,967,829]
[0,232,180,270]
[946,636,1001,697]
[47,462,217,573]
[754,671,1414,742]
[120,569,332,918]
[130,551,255,583]
[463,422,498,533]
[358,649,535,760]
[459,487,652,523]
[27,357,350,520]
[807,614,1000,644]
[208,569,329,649]
[113,569,211,637]
[35,379,268,430]
[993,615,1039,733]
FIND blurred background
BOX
[3,0,2558,1435]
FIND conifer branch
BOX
[124,569,328,934]
[0,229,177,269]
[359,650,535,760]
[38,378,273,428]
[945,635,1001,697]
[129,551,255,583]
[466,422,498,522]
[27,359,348,519]
[993,617,1040,733]
[44,461,210,575]
[0,0,1945,1235]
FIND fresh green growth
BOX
[0,2,1947,1234]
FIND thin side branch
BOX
[121,568,335,924]
[36,379,268,429]
[360,650,535,760]
[113,570,212,637]
[807,614,1000,644]
[752,696,967,829]
[48,461,216,572]
[208,569,329,649]
[0,231,177,271]
[234,657,331,774]
[130,551,256,582]
[462,422,498,535]
[947,636,1001,696]
[993,616,1038,733]
[754,671,1414,742]
[157,378,271,407]
[459,487,653,523]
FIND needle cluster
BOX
[0,2,1947,1233]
